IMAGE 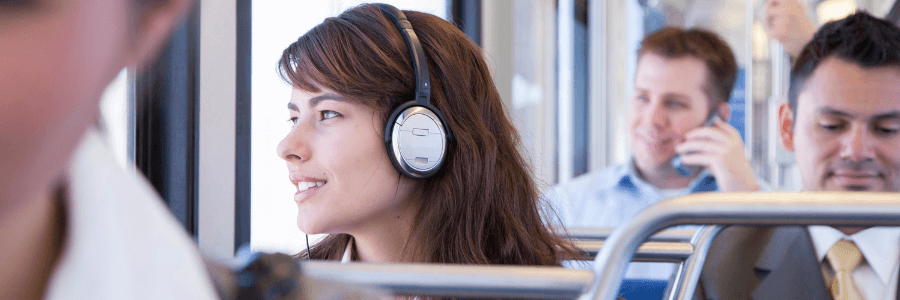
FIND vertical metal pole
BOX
[745,0,755,166]
[589,0,608,172]
[558,0,574,183]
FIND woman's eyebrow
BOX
[286,93,347,111]
[308,93,347,107]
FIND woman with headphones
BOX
[276,3,573,265]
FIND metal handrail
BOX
[303,261,593,299]
[571,240,693,262]
[581,192,900,300]
[301,240,695,299]
[562,227,696,242]
[664,225,723,300]
[299,229,704,298]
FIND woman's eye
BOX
[320,110,341,120]
[287,117,298,127]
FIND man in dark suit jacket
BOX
[695,11,900,300]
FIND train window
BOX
[250,0,447,253]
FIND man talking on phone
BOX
[545,27,765,279]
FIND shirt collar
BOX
[808,226,900,284]
[341,237,354,263]
[619,158,716,195]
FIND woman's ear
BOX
[127,0,193,71]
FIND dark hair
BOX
[788,11,900,114]
[637,27,738,106]
[278,4,574,266]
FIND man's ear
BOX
[716,102,731,121]
[128,0,193,71]
[778,102,795,152]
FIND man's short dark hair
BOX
[638,27,738,106]
[788,11,900,113]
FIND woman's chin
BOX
[296,219,324,235]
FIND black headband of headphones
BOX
[375,3,432,106]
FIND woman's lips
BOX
[294,183,324,203]
[293,180,326,203]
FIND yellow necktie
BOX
[826,240,863,300]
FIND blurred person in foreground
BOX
[695,12,900,300]
[0,1,385,299]
[0,0,219,299]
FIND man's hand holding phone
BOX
[674,118,761,192]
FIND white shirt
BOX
[341,237,354,263]
[44,129,218,299]
[808,226,900,300]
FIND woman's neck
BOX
[0,186,66,299]
[348,199,420,263]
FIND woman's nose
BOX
[277,126,311,163]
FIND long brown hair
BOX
[279,4,573,266]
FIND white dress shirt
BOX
[44,129,218,299]
[809,226,900,300]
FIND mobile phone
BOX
[672,112,721,177]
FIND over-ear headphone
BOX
[377,4,452,179]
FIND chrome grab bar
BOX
[562,227,696,242]
[303,261,593,299]
[301,239,696,299]
[663,225,723,300]
[571,240,692,262]
[581,192,900,300]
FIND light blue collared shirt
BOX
[544,160,768,280]
[544,160,718,229]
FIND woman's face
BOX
[277,87,417,235]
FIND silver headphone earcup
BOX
[387,105,448,178]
